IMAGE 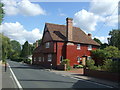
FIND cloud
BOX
[73,9,102,31]
[90,0,118,16]
[73,0,118,32]
[94,36,110,43]
[2,0,45,16]
[0,22,42,44]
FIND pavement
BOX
[0,60,119,89]
[0,61,18,90]
[50,70,119,88]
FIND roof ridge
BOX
[45,22,80,29]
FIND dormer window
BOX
[46,42,50,48]
[88,45,92,50]
[77,44,81,50]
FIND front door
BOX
[82,57,87,66]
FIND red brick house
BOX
[32,18,100,69]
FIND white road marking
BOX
[8,63,23,90]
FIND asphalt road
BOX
[8,60,112,88]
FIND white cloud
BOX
[89,0,118,27]
[73,9,102,31]
[94,36,110,43]
[2,0,45,16]
[90,0,118,16]
[73,0,118,32]
[105,15,118,26]
[0,22,42,44]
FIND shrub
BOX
[86,59,98,70]
[101,59,120,73]
[61,59,71,70]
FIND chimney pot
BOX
[88,33,92,38]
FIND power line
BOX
[93,0,118,37]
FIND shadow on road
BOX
[19,79,75,84]
[10,64,45,70]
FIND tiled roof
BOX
[46,23,100,46]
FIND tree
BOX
[21,41,31,58]
[9,40,21,59]
[91,46,120,65]
[108,29,120,50]
[91,49,108,65]
[104,46,120,58]
[93,38,102,45]
[100,43,109,49]
[0,3,4,24]
[0,34,11,62]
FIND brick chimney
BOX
[36,40,38,48]
[88,33,92,38]
[66,18,73,41]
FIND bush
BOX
[101,59,120,73]
[61,59,71,70]
[86,59,98,70]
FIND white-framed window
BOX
[43,57,44,62]
[87,56,91,60]
[77,57,82,63]
[77,44,81,50]
[46,42,50,48]
[34,57,36,61]
[39,57,41,62]
[88,45,92,50]
[48,54,52,62]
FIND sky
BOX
[0,0,119,45]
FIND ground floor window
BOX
[34,57,36,61]
[48,54,52,62]
[87,56,91,60]
[43,57,44,62]
[39,57,41,62]
[77,57,82,64]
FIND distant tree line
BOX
[1,33,41,62]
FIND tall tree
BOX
[0,34,11,62]
[9,40,21,59]
[21,41,31,58]
[108,29,120,49]
[0,3,4,24]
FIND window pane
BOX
[46,42,50,48]
[88,45,92,50]
[48,54,52,62]
[77,44,81,49]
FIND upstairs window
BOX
[46,42,50,48]
[77,44,81,50]
[88,45,92,50]
[48,54,52,62]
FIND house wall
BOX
[55,42,98,67]
[32,41,98,68]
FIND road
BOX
[8,60,112,88]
